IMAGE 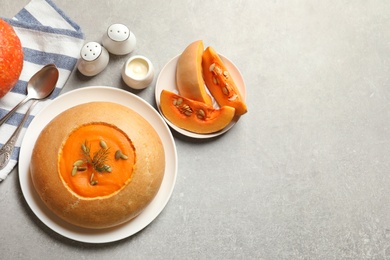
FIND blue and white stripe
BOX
[0,0,84,181]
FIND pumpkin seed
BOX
[71,166,78,176]
[213,76,219,85]
[179,104,193,116]
[115,150,128,160]
[90,172,95,182]
[197,109,205,119]
[176,98,183,106]
[222,85,229,95]
[100,140,108,149]
[223,71,229,78]
[103,165,112,173]
[81,143,87,153]
[120,153,128,160]
[115,150,122,160]
[90,180,98,186]
[228,94,238,101]
[184,110,192,116]
[209,63,216,72]
[73,159,84,166]
[215,66,222,75]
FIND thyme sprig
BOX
[70,140,112,185]
[81,140,111,173]
[71,139,128,185]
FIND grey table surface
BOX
[1,0,390,259]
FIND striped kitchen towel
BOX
[0,0,84,181]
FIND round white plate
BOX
[155,53,246,139]
[18,86,177,244]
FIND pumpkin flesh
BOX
[202,46,247,116]
[160,89,235,134]
[176,40,212,106]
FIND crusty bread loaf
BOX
[30,102,165,229]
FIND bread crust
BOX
[30,102,165,229]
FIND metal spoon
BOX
[0,64,59,170]
[0,64,59,127]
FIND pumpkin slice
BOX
[202,46,247,116]
[160,89,235,134]
[176,40,213,105]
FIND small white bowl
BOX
[121,55,154,89]
[102,24,136,55]
[77,41,109,76]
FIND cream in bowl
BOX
[122,55,154,89]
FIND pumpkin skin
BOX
[202,46,247,116]
[176,40,212,106]
[160,89,235,134]
[0,18,23,98]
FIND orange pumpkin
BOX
[202,46,247,116]
[176,40,213,105]
[160,89,235,134]
[0,18,23,98]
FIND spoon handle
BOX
[0,97,30,127]
[0,100,38,171]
